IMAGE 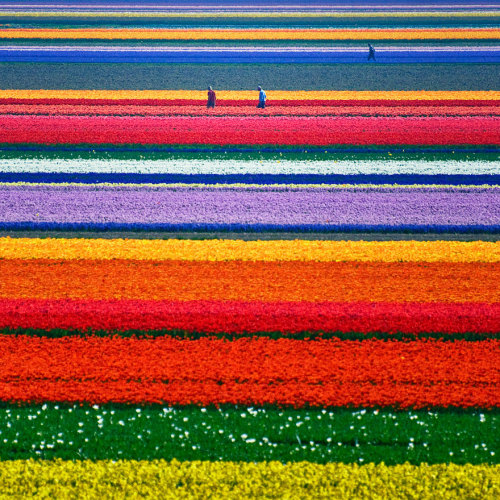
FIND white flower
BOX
[3,159,496,176]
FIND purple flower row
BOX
[1,185,499,226]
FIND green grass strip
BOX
[0,404,497,464]
[2,327,499,341]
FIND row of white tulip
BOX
[0,159,498,175]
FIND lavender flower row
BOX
[1,185,499,227]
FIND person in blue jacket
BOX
[257,86,267,108]
[368,44,376,61]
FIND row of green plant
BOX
[0,404,496,464]
[2,327,498,341]
[0,147,497,162]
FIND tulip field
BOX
[0,0,499,497]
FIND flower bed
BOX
[2,299,500,335]
[1,104,499,116]
[0,2,498,496]
[0,336,497,407]
[0,460,498,498]
[1,115,498,145]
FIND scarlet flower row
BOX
[0,115,498,145]
[0,99,497,107]
[2,105,498,117]
[0,336,497,407]
[1,299,499,334]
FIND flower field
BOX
[0,0,499,497]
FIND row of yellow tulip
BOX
[2,237,499,262]
[0,460,498,498]
[4,182,499,190]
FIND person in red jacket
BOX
[207,86,216,108]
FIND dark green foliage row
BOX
[1,327,499,342]
[3,16,499,28]
[2,231,497,241]
[0,146,497,161]
[0,404,497,464]
[1,63,499,90]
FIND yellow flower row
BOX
[1,89,498,101]
[0,460,498,499]
[1,28,499,40]
[2,237,498,262]
[4,182,499,190]
[1,11,499,18]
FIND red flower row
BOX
[0,115,497,145]
[0,98,497,107]
[0,336,497,407]
[1,299,499,334]
[2,105,497,117]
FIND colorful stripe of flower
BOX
[1,104,499,117]
[0,336,497,407]
[3,182,500,189]
[0,90,497,100]
[1,28,499,40]
[3,100,498,107]
[0,460,498,498]
[2,47,498,64]
[1,158,497,176]
[1,115,498,145]
[1,185,498,230]
[2,300,499,335]
[1,238,499,263]
[2,260,499,302]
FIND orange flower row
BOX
[1,28,498,40]
[0,336,497,407]
[1,260,499,302]
[0,90,497,101]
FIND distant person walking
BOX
[207,86,216,108]
[257,86,267,108]
[368,44,376,61]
